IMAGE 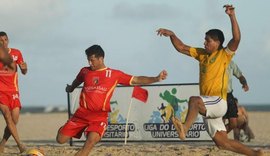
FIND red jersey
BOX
[0,65,18,92]
[0,48,24,92]
[9,48,24,65]
[76,67,133,112]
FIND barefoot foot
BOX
[172,117,186,140]
[18,143,26,153]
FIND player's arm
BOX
[239,75,249,92]
[16,51,27,75]
[156,28,191,56]
[232,61,249,92]
[19,62,27,75]
[224,5,241,52]
[131,70,167,85]
[66,79,83,92]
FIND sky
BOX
[0,0,269,106]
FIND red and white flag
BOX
[131,86,148,103]
[125,86,149,145]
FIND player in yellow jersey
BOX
[157,4,263,156]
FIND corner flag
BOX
[131,86,148,103]
[125,86,149,144]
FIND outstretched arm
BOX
[131,70,167,85]
[231,61,249,92]
[157,28,191,56]
[224,5,241,51]
[66,79,83,92]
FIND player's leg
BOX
[183,96,206,129]
[0,107,20,151]
[244,125,255,141]
[225,94,238,133]
[56,127,72,144]
[172,96,206,139]
[213,131,263,156]
[0,104,25,153]
[56,111,87,144]
[226,117,238,133]
[75,132,101,156]
[233,127,240,140]
[75,120,107,155]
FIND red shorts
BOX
[0,91,21,110]
[60,107,108,139]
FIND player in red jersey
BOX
[0,32,27,75]
[56,45,167,155]
[0,41,25,153]
[0,32,27,153]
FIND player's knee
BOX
[56,133,68,144]
[12,118,19,125]
[188,96,202,107]
[56,137,66,144]
[86,134,101,146]
[229,122,237,129]
[87,139,97,147]
[2,111,13,124]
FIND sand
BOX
[0,112,269,156]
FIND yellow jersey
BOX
[189,47,234,100]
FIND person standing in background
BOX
[223,60,249,135]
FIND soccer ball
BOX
[26,148,44,156]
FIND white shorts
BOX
[199,96,227,138]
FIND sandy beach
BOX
[0,111,269,156]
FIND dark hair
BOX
[206,29,224,50]
[85,45,105,58]
[0,31,8,37]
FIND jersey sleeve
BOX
[76,68,86,83]
[118,71,133,86]
[15,50,24,64]
[189,47,205,61]
[230,61,242,78]
[225,47,235,55]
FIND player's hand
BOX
[242,84,249,92]
[156,28,175,37]
[223,4,235,16]
[157,70,168,82]
[66,85,74,92]
[19,62,28,75]
[19,62,27,70]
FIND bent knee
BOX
[3,112,14,123]
[189,96,203,105]
[56,137,67,144]
[56,133,70,144]
[229,122,237,129]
